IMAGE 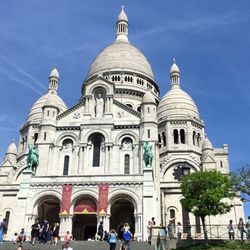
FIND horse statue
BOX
[27,144,39,174]
[143,141,153,167]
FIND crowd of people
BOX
[1,215,250,250]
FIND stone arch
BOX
[55,132,78,146]
[108,189,140,237]
[108,188,141,214]
[30,191,61,226]
[29,190,62,215]
[83,130,109,143]
[89,83,110,96]
[161,158,200,179]
[115,130,139,145]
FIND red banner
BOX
[98,183,109,215]
[60,184,73,215]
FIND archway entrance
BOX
[110,198,135,239]
[72,196,97,240]
[37,195,60,225]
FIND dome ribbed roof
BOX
[202,137,213,150]
[6,141,17,155]
[142,91,155,103]
[87,41,154,79]
[27,93,67,123]
[50,68,59,78]
[157,88,200,120]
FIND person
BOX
[31,219,40,245]
[238,217,247,242]
[51,223,60,245]
[108,229,117,250]
[176,222,183,239]
[0,218,7,243]
[41,218,49,243]
[97,221,104,240]
[151,217,156,226]
[11,232,19,244]
[246,216,250,240]
[227,220,235,240]
[167,221,174,239]
[62,241,73,250]
[18,228,26,243]
[64,231,72,242]
[147,220,153,244]
[103,230,109,241]
[123,223,132,250]
[96,93,104,117]
[16,245,23,250]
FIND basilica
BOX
[0,7,244,240]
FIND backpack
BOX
[123,231,131,241]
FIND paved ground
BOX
[0,241,155,250]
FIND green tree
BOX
[231,165,250,201]
[180,171,235,239]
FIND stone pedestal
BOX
[59,215,73,239]
[143,167,154,241]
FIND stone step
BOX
[0,241,154,250]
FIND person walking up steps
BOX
[122,223,132,250]
[108,229,117,250]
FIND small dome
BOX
[117,7,128,22]
[170,62,180,74]
[202,137,213,151]
[157,88,200,120]
[49,67,59,78]
[6,141,17,155]
[87,42,154,80]
[142,91,155,103]
[27,93,67,123]
[44,93,60,108]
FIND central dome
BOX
[87,41,154,80]
[87,8,154,80]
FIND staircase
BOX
[0,241,154,250]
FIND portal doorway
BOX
[72,196,97,240]
[37,195,60,225]
[72,214,97,240]
[110,199,135,239]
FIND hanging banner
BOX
[98,183,109,215]
[60,184,73,215]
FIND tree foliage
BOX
[180,171,235,239]
[231,165,250,201]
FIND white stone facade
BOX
[0,8,244,241]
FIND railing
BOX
[168,224,242,240]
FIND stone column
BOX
[59,215,73,240]
[103,214,110,232]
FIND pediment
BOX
[203,154,216,163]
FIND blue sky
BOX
[0,1,249,217]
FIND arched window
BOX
[193,131,196,146]
[34,133,38,143]
[180,129,185,144]
[158,134,162,148]
[197,133,200,147]
[93,135,102,167]
[62,138,73,150]
[137,106,141,113]
[5,211,10,234]
[63,156,69,175]
[162,132,166,146]
[170,209,175,219]
[174,129,179,144]
[126,104,133,109]
[124,154,130,174]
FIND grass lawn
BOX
[176,240,250,249]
